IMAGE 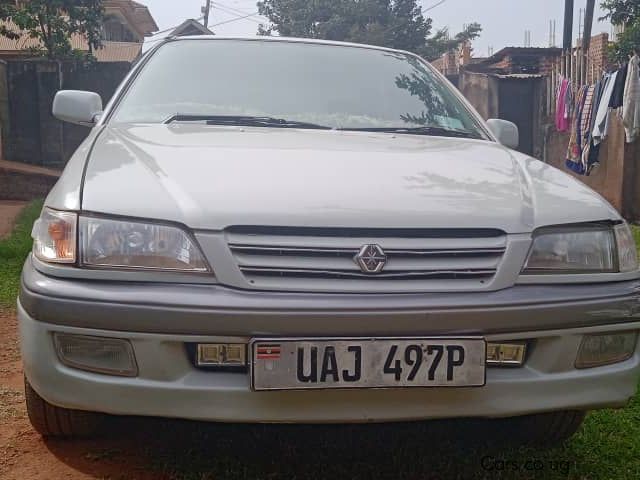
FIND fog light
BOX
[54,333,138,377]
[575,332,638,369]
[486,342,526,366]
[197,344,247,367]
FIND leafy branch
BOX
[0,0,104,60]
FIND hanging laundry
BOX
[566,86,588,175]
[623,54,640,143]
[564,82,574,123]
[609,63,628,109]
[579,84,596,150]
[580,80,604,175]
[593,71,617,145]
[555,77,571,132]
[588,78,605,137]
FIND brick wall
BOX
[588,33,610,82]
[0,168,58,201]
[490,53,557,75]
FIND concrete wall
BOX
[460,70,544,157]
[460,68,639,220]
[622,138,640,221]
[3,59,131,168]
[459,71,498,120]
[544,115,637,220]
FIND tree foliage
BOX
[256,0,481,60]
[601,0,640,61]
[0,0,104,60]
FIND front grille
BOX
[226,227,507,293]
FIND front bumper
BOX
[18,257,640,423]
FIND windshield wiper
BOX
[338,126,482,139]
[165,114,332,130]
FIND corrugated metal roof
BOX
[104,0,158,36]
[491,73,546,79]
[94,41,142,62]
[0,20,142,62]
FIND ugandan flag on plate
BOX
[256,344,281,360]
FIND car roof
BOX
[164,35,414,57]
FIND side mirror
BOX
[53,90,103,127]
[486,119,519,150]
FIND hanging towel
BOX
[623,55,640,143]
[566,86,588,174]
[593,71,617,145]
[610,63,628,109]
[565,83,574,121]
[589,78,605,136]
[579,85,596,150]
[555,77,570,132]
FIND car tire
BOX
[24,376,104,438]
[505,410,586,445]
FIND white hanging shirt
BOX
[623,55,640,143]
[592,71,617,145]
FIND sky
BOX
[141,0,613,57]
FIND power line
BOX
[424,0,447,12]
[143,16,206,46]
[211,3,264,24]
[212,1,267,23]
[211,11,262,27]
[149,15,205,37]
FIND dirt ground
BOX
[0,202,27,239]
[0,311,170,480]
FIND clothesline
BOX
[555,54,640,177]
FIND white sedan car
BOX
[18,37,640,443]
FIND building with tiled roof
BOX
[0,0,158,63]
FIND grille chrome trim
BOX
[240,267,497,280]
[226,227,508,292]
[226,225,505,238]
[229,245,357,255]
[230,244,506,257]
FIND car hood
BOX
[81,125,619,233]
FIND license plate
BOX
[251,338,486,391]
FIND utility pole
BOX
[581,0,595,84]
[563,0,574,51]
[562,0,574,77]
[203,0,212,28]
[582,0,595,52]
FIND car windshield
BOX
[111,39,489,138]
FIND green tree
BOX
[0,0,104,60]
[601,0,640,61]
[256,0,481,60]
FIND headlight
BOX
[523,223,638,274]
[614,223,639,272]
[80,216,209,272]
[32,208,77,264]
[32,208,210,273]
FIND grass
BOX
[1,208,640,478]
[0,200,42,308]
